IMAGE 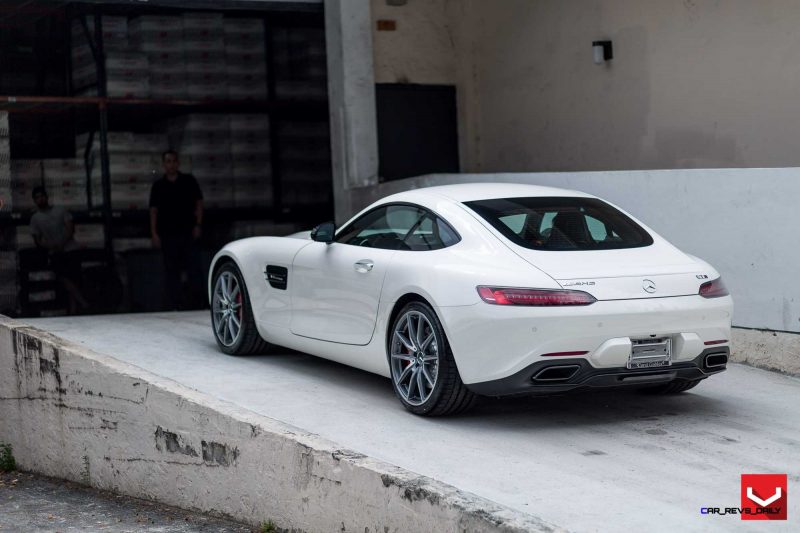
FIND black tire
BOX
[210,262,271,356]
[388,301,476,416]
[641,379,702,394]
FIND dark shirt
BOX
[149,172,203,238]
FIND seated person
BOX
[30,187,88,314]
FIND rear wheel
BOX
[641,379,702,394]
[389,301,476,416]
[211,262,270,355]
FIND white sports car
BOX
[208,183,732,415]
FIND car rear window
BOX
[464,196,654,251]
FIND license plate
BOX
[628,337,672,369]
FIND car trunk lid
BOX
[513,242,710,300]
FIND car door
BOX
[290,204,425,345]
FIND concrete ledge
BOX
[731,327,800,376]
[0,316,559,533]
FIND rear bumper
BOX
[437,294,732,384]
[466,347,729,397]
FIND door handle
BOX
[354,260,374,273]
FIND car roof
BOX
[383,182,594,204]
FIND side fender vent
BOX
[265,265,288,290]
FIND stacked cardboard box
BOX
[72,16,150,98]
[42,159,88,211]
[183,13,226,101]
[71,14,275,102]
[73,224,106,249]
[273,27,327,100]
[78,131,166,210]
[224,19,268,100]
[0,113,14,314]
[67,111,274,213]
[72,15,129,51]
[131,15,184,99]
[0,112,9,214]
[169,115,233,208]
[9,160,43,213]
[279,121,330,208]
[229,114,271,208]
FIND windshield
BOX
[464,196,654,251]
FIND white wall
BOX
[346,168,800,333]
[471,0,800,171]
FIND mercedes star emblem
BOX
[642,279,656,293]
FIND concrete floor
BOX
[29,311,800,533]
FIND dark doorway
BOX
[376,83,459,181]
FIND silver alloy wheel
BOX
[212,271,243,347]
[391,310,439,406]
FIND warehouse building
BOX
[2,0,800,346]
[0,0,331,315]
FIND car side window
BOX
[336,205,424,250]
[336,204,460,250]
[403,214,459,250]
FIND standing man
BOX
[149,150,204,310]
[30,186,89,314]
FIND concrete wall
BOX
[0,316,554,533]
[327,0,380,222]
[732,327,800,376]
[371,0,456,85]
[368,0,800,172]
[367,0,482,172]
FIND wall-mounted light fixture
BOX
[592,40,613,64]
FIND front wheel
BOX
[211,262,270,355]
[389,301,476,416]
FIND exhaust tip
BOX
[705,353,728,369]
[532,365,581,383]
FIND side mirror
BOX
[311,221,336,244]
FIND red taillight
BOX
[704,339,728,346]
[699,277,729,298]
[477,286,596,306]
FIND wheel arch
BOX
[207,252,244,304]
[385,293,444,359]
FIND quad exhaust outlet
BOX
[532,365,581,383]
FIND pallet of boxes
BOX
[0,111,16,315]
[72,16,150,98]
